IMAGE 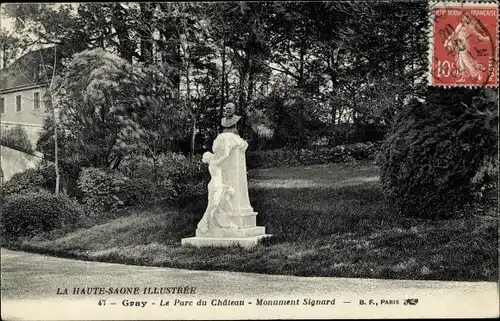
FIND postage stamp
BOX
[429,1,499,87]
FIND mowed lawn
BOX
[16,161,498,281]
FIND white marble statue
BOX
[183,102,268,247]
[197,149,238,231]
[196,103,254,232]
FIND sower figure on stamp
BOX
[444,12,490,83]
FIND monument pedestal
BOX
[181,234,271,249]
[181,211,272,249]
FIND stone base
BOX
[181,233,272,249]
[196,226,265,238]
[218,210,258,229]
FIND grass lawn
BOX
[11,161,498,281]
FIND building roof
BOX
[0,47,59,92]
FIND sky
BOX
[0,5,14,34]
[0,4,59,67]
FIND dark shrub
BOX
[1,191,84,238]
[119,152,207,202]
[162,154,208,199]
[379,89,498,219]
[1,125,33,154]
[2,165,56,196]
[77,167,129,212]
[2,162,83,199]
[244,92,326,151]
[120,177,156,207]
[78,160,185,212]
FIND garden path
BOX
[1,248,497,319]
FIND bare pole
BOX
[35,27,60,194]
[51,47,60,194]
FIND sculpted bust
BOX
[221,102,241,134]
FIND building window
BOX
[0,98,4,114]
[16,95,22,112]
[34,92,40,109]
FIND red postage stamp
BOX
[429,2,498,87]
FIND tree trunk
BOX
[298,27,307,89]
[152,154,158,185]
[225,76,230,103]
[248,68,255,105]
[298,46,305,88]
[112,3,134,64]
[220,36,226,119]
[50,46,60,194]
[186,56,195,157]
[190,113,197,157]
[238,73,246,115]
[53,112,60,194]
[238,68,248,137]
[330,102,337,145]
[139,3,154,64]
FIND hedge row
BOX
[247,141,382,169]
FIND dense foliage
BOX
[119,153,208,201]
[77,168,132,212]
[1,162,82,198]
[76,153,208,212]
[4,2,430,155]
[380,89,498,219]
[2,191,84,238]
[0,126,33,154]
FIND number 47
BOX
[98,299,106,306]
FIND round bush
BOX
[2,165,56,196]
[379,90,498,219]
[78,167,129,212]
[2,191,84,238]
[120,177,157,206]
